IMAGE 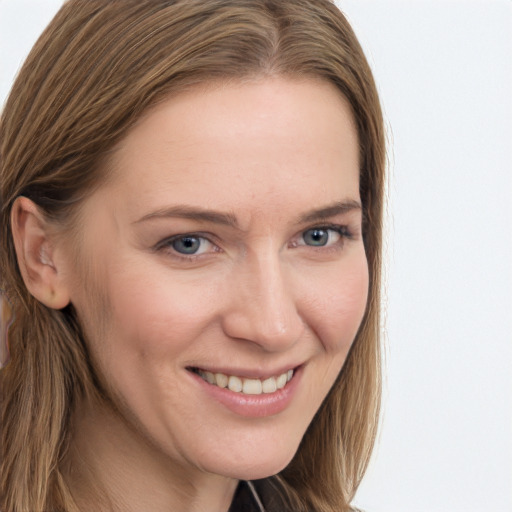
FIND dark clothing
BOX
[228,479,297,512]
[228,481,266,512]
[229,480,364,512]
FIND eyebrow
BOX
[133,205,239,228]
[134,200,362,228]
[299,200,362,223]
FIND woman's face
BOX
[66,77,368,480]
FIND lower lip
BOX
[188,367,302,418]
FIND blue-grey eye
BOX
[172,236,202,254]
[299,227,347,247]
[303,228,330,246]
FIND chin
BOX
[202,443,298,481]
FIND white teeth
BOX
[276,373,288,390]
[228,375,243,393]
[196,368,295,395]
[262,377,277,394]
[243,378,263,395]
[215,373,228,388]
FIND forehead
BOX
[93,77,360,225]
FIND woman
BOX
[0,1,385,511]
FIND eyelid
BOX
[153,222,358,260]
[289,223,356,249]
[304,223,353,238]
[155,232,219,257]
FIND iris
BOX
[172,236,202,254]
[303,228,330,246]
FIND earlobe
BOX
[10,197,71,310]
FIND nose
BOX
[220,252,304,352]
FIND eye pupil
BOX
[303,229,329,246]
[173,236,201,254]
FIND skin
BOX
[13,77,368,512]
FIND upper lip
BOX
[187,363,303,380]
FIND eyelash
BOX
[155,232,218,260]
[156,224,354,261]
[291,224,354,250]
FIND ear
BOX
[11,197,71,310]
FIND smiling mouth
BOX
[189,368,294,395]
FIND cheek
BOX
[103,270,219,358]
[79,265,224,425]
[306,254,369,353]
[73,254,219,394]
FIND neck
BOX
[63,396,238,512]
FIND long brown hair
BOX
[0,1,385,510]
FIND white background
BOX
[1,1,511,511]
